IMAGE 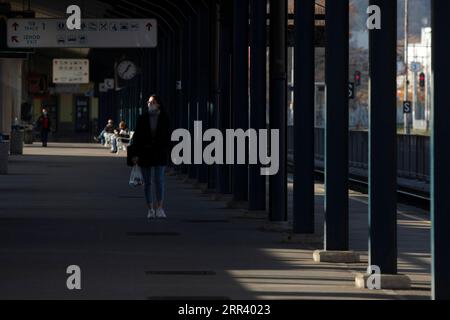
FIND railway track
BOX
[287,159,430,210]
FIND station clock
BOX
[116,60,138,81]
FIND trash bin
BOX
[24,125,34,145]
[0,140,9,175]
[10,126,24,155]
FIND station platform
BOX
[0,143,431,300]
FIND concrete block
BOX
[313,250,361,263]
[355,273,412,290]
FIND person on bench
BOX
[95,119,115,145]
[111,121,131,154]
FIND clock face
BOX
[117,60,137,80]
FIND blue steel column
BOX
[431,0,450,300]
[324,0,349,251]
[232,0,249,203]
[368,0,398,275]
[269,0,288,222]
[293,0,315,233]
[249,0,267,212]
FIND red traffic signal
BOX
[354,71,361,86]
[419,73,426,88]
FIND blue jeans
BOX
[41,130,49,147]
[141,166,166,206]
[98,130,105,145]
[111,137,118,152]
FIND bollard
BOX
[0,141,9,175]
[10,130,24,155]
[24,127,34,145]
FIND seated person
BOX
[111,121,131,153]
[95,119,115,145]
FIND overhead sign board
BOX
[0,9,35,53]
[53,59,89,84]
[7,19,157,48]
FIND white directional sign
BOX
[7,19,157,48]
[104,79,115,90]
[99,83,108,93]
[53,59,89,84]
[410,62,422,73]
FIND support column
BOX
[269,0,288,222]
[324,0,349,250]
[209,0,221,191]
[355,0,411,290]
[181,26,190,175]
[0,60,14,137]
[217,0,232,195]
[293,0,315,233]
[314,0,359,263]
[188,17,199,180]
[231,0,249,204]
[0,59,23,174]
[368,0,398,274]
[249,0,267,212]
[0,59,11,174]
[176,31,183,135]
[198,5,210,185]
[431,0,450,300]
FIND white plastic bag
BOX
[129,165,144,187]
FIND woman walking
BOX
[132,95,171,219]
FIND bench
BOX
[116,131,135,155]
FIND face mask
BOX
[148,104,159,112]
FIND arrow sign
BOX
[7,19,157,48]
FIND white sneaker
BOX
[156,208,167,219]
[147,209,156,219]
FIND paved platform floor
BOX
[0,143,431,300]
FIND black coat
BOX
[131,112,171,167]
